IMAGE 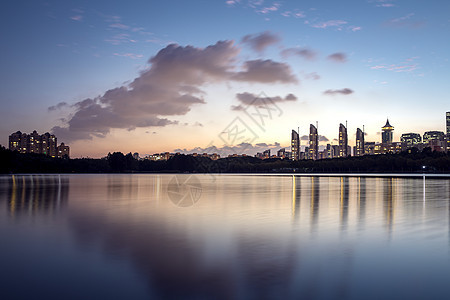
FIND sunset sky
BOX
[1,0,449,158]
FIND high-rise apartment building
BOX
[8,130,68,158]
[309,124,318,160]
[338,123,348,157]
[401,133,421,148]
[291,129,300,160]
[355,128,365,156]
[382,119,394,144]
[423,131,445,144]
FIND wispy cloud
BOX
[383,13,425,28]
[257,3,281,14]
[234,92,297,106]
[327,52,347,63]
[113,53,144,59]
[370,57,420,73]
[70,15,83,21]
[281,47,317,61]
[305,72,320,80]
[323,88,354,96]
[311,20,347,29]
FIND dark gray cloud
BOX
[52,39,298,142]
[233,59,298,83]
[235,92,297,106]
[48,102,68,111]
[241,31,281,53]
[323,88,354,95]
[327,52,347,63]
[281,47,317,61]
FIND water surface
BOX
[1,174,450,299]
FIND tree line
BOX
[1,145,449,174]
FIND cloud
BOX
[70,15,83,21]
[323,88,354,95]
[327,52,347,63]
[257,3,281,14]
[281,47,317,61]
[300,135,329,142]
[348,26,362,32]
[109,23,130,30]
[241,31,281,53]
[233,59,298,83]
[311,20,347,29]
[305,72,320,80]
[235,92,297,106]
[370,57,419,73]
[52,39,299,142]
[113,53,144,59]
[383,13,425,28]
[48,102,68,112]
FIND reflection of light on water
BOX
[423,175,426,207]
[292,175,296,218]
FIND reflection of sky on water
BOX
[1,174,450,299]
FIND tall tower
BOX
[291,129,300,160]
[309,124,318,160]
[355,128,365,156]
[338,123,348,157]
[381,119,394,144]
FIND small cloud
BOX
[241,31,281,53]
[257,3,281,14]
[113,53,144,59]
[235,92,297,106]
[233,59,298,84]
[383,13,425,28]
[109,23,130,30]
[231,105,245,111]
[327,52,347,63]
[305,72,320,80]
[281,47,317,61]
[348,26,362,32]
[70,15,83,21]
[323,88,354,96]
[194,122,203,127]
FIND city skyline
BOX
[1,0,449,158]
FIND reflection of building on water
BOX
[292,176,301,221]
[384,178,396,235]
[357,177,367,229]
[310,177,320,229]
[340,177,350,231]
[5,175,69,216]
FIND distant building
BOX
[355,128,365,156]
[133,152,140,160]
[401,133,421,148]
[57,143,70,158]
[277,148,286,158]
[291,130,300,160]
[365,142,376,155]
[9,130,66,158]
[381,119,394,144]
[309,124,318,160]
[263,149,271,159]
[423,131,445,144]
[338,123,348,157]
[447,111,450,135]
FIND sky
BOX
[1,0,449,158]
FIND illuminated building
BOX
[381,119,394,144]
[355,128,365,156]
[291,130,300,160]
[8,130,65,158]
[263,149,271,158]
[338,123,348,157]
[57,143,70,158]
[423,131,445,144]
[447,111,450,135]
[309,124,318,160]
[400,133,421,148]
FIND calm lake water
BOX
[1,174,450,300]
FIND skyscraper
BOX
[446,111,450,135]
[309,124,318,160]
[355,128,365,156]
[338,123,348,157]
[381,119,394,144]
[400,133,421,148]
[291,129,300,160]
